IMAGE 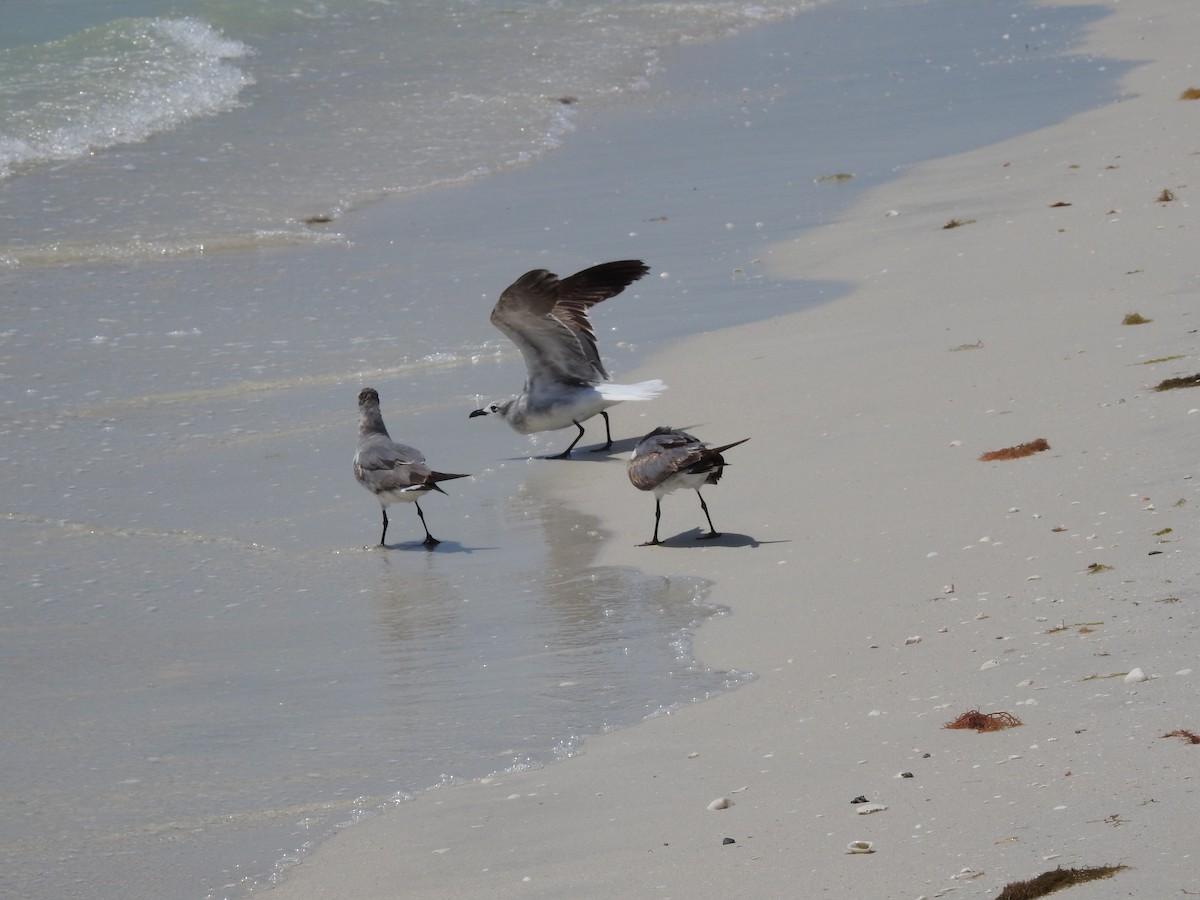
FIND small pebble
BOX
[851,795,868,804]
[722,837,736,845]
[1124,667,1149,684]
[899,771,914,778]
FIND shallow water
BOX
[0,0,1127,896]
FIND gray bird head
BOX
[358,387,381,408]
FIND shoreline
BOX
[265,1,1200,897]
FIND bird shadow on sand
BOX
[371,539,492,554]
[636,530,786,549]
[544,435,644,461]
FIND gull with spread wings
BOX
[469,260,666,458]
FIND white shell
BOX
[707,797,732,811]
[846,840,875,854]
[855,803,888,815]
[1124,667,1149,684]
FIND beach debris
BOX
[1123,667,1149,684]
[899,771,914,778]
[1181,87,1200,99]
[953,867,985,881]
[1048,201,1072,207]
[846,840,875,854]
[722,837,736,845]
[1161,729,1200,745]
[1121,312,1152,325]
[942,217,976,229]
[905,635,923,645]
[851,795,869,804]
[1157,188,1176,202]
[978,438,1050,462]
[949,340,983,352]
[1153,372,1200,391]
[814,172,855,183]
[943,710,1022,732]
[303,213,333,224]
[687,751,699,759]
[980,659,999,670]
[1086,562,1113,574]
[707,797,732,811]
[855,803,888,815]
[994,864,1127,899]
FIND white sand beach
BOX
[264,1,1200,897]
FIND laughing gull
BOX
[353,388,469,547]
[627,426,749,546]
[469,260,666,458]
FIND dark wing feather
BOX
[490,260,649,384]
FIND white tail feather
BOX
[596,379,667,402]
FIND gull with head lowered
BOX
[469,260,666,458]
[354,388,469,548]
[628,426,749,546]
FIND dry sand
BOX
[265,1,1200,896]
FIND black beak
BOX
[469,408,488,418]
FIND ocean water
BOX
[1,0,810,265]
[0,0,1125,897]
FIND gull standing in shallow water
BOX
[627,426,749,546]
[353,388,469,547]
[469,260,666,458]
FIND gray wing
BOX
[628,428,748,491]
[627,428,703,491]
[354,435,433,491]
[490,260,649,385]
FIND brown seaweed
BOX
[1154,373,1200,391]
[944,710,1022,732]
[979,438,1050,462]
[1162,729,1200,745]
[995,865,1127,899]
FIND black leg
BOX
[550,421,587,459]
[589,410,613,452]
[415,501,440,547]
[696,490,720,540]
[640,498,663,546]
[379,508,389,546]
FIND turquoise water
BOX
[0,0,814,264]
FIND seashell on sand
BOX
[707,797,732,811]
[1124,667,1149,684]
[855,803,888,815]
[846,840,875,854]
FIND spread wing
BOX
[490,260,649,385]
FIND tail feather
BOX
[426,471,470,493]
[596,379,667,402]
